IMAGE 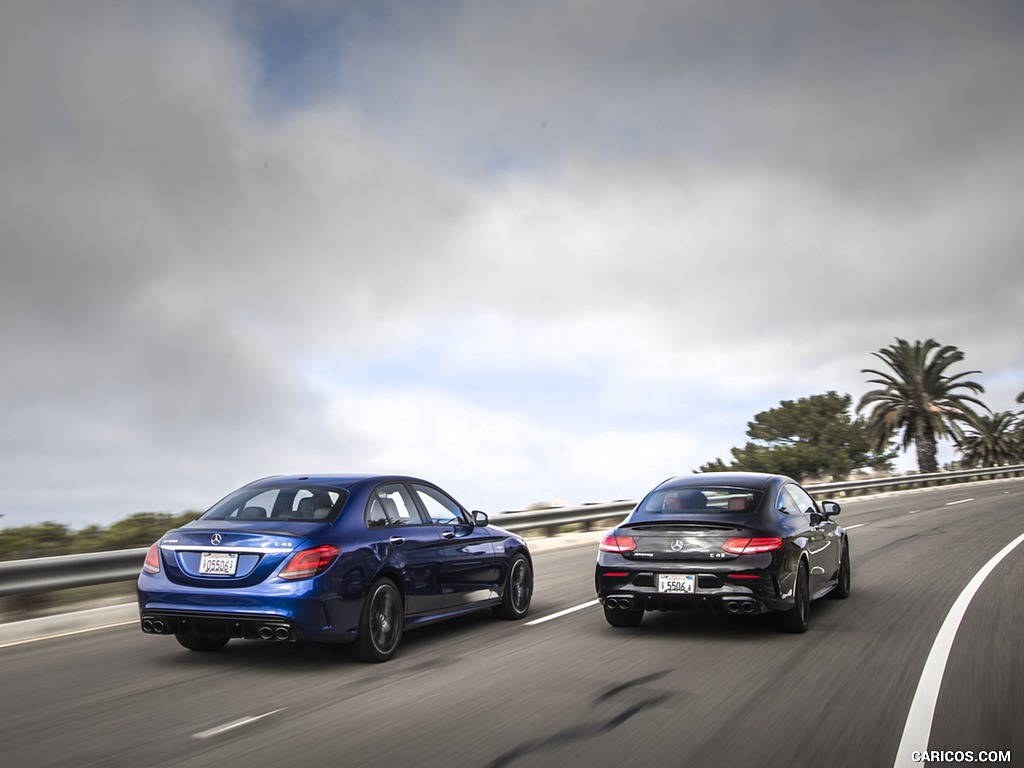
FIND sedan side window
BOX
[368,484,424,527]
[413,484,468,525]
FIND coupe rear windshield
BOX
[200,485,349,523]
[635,486,762,519]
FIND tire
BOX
[776,562,810,634]
[603,602,644,628]
[175,630,229,652]
[351,579,404,663]
[829,541,851,600]
[494,554,533,620]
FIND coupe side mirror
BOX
[821,501,841,517]
[472,510,489,526]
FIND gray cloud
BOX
[1,0,1021,530]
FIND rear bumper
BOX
[596,566,792,615]
[139,609,310,642]
[137,578,362,643]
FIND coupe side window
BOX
[786,484,818,517]
[777,487,801,516]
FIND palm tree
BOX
[857,338,987,473]
[957,411,1022,467]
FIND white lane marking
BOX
[192,708,286,740]
[525,599,599,626]
[945,498,974,506]
[893,530,1024,768]
[844,523,867,530]
[0,620,138,649]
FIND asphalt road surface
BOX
[2,479,1022,768]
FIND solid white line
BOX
[844,523,867,530]
[0,620,138,649]
[192,708,286,740]
[945,498,974,506]
[525,599,599,626]
[893,530,1024,768]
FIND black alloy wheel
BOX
[777,562,810,634]
[494,554,533,620]
[352,579,404,663]
[829,540,852,600]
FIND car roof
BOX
[656,472,791,492]
[243,473,428,490]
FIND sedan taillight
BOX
[599,532,637,553]
[722,537,784,555]
[142,543,161,574]
[279,545,340,580]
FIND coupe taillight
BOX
[279,544,340,580]
[599,532,637,553]
[142,543,161,574]
[722,537,783,555]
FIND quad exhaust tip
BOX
[257,625,293,641]
[725,600,757,615]
[141,618,168,634]
[606,597,636,611]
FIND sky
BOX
[2,0,1023,531]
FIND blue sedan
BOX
[137,474,533,661]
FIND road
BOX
[2,479,1022,768]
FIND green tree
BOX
[957,411,1022,467]
[698,391,895,481]
[99,511,202,550]
[857,338,987,474]
[0,522,74,560]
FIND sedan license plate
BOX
[199,551,238,576]
[657,574,695,594]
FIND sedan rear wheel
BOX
[352,579,403,663]
[776,562,810,634]
[494,554,533,620]
[175,630,229,652]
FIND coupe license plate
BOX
[199,552,238,576]
[657,574,695,594]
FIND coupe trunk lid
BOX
[622,521,750,562]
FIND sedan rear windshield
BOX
[200,485,349,523]
[635,486,762,519]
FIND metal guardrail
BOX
[1,465,1022,604]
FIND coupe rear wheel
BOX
[494,554,533,619]
[776,562,810,634]
[175,630,229,652]
[351,579,403,663]
[603,603,644,628]
[829,541,851,600]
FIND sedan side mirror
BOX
[472,510,489,526]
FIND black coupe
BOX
[595,472,850,632]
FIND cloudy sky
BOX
[2,1,1022,531]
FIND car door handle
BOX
[441,530,456,539]
[389,536,405,546]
